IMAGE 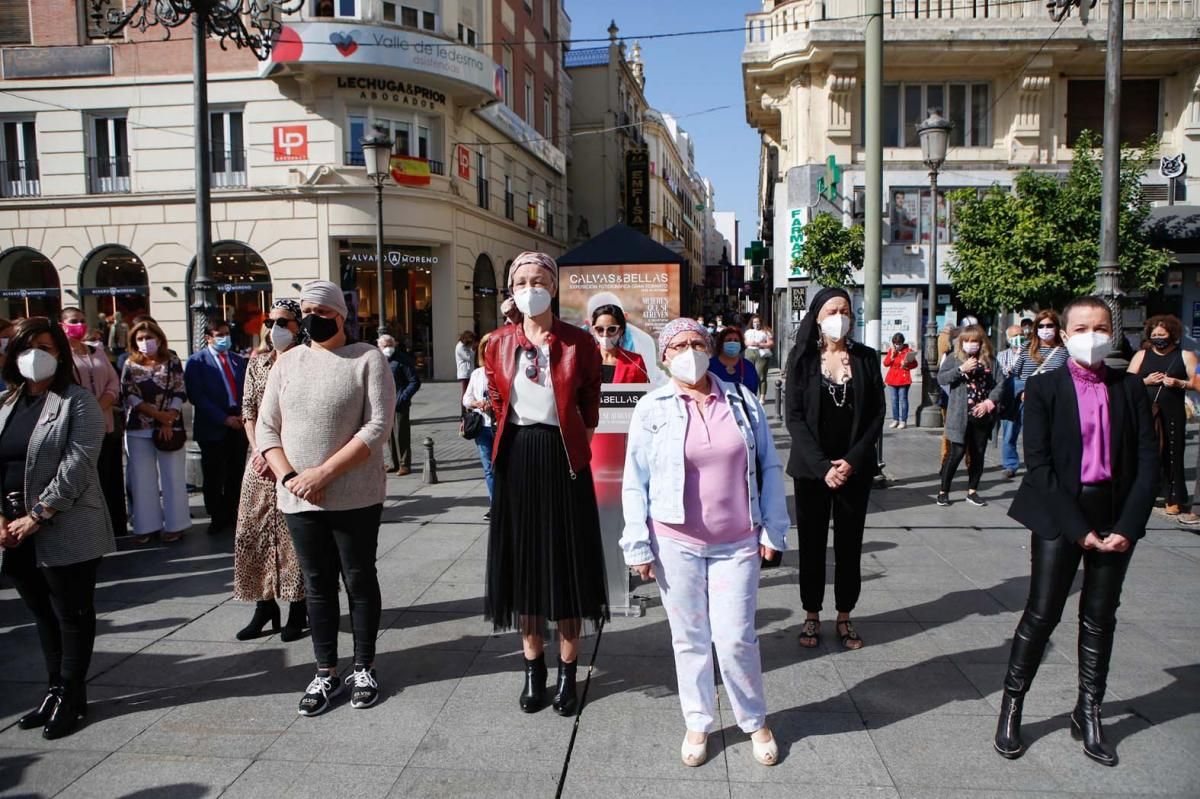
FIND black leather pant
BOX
[1003,483,1135,702]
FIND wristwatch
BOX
[28,501,52,524]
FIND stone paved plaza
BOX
[1,381,1197,798]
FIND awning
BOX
[1142,205,1200,254]
[558,223,687,267]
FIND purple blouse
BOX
[1068,359,1112,484]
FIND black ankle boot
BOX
[519,656,547,713]
[993,692,1025,759]
[1071,692,1117,766]
[42,682,86,740]
[280,601,308,643]
[552,658,578,717]
[236,600,281,641]
[18,684,63,730]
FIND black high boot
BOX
[280,601,308,643]
[993,691,1025,759]
[518,655,547,713]
[236,600,281,641]
[18,683,63,730]
[551,658,578,717]
[1071,692,1117,766]
[42,681,86,740]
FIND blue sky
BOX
[565,1,762,253]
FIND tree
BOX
[947,131,1171,315]
[792,212,865,288]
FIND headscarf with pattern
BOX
[657,317,713,355]
[508,251,558,287]
[271,297,309,345]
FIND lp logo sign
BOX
[273,126,308,162]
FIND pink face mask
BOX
[62,322,88,341]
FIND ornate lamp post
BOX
[361,126,394,339]
[90,0,302,350]
[915,108,953,428]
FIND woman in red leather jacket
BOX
[483,250,608,718]
[592,303,650,384]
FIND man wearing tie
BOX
[185,320,248,535]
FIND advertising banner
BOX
[625,151,650,235]
[557,262,682,386]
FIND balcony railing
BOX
[87,155,130,194]
[428,159,445,176]
[345,151,445,177]
[212,149,247,189]
[745,0,1197,43]
[0,159,40,198]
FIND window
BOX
[210,110,246,188]
[477,151,489,209]
[504,173,514,220]
[1067,79,1160,145]
[875,82,990,148]
[0,119,38,197]
[457,23,476,46]
[88,114,130,194]
[543,91,552,138]
[312,0,358,17]
[524,70,535,126]
[502,47,514,107]
[0,0,30,43]
[890,186,991,243]
[422,11,435,30]
[84,0,119,38]
[345,109,443,172]
[401,6,417,26]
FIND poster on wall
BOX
[890,189,919,242]
[557,262,680,387]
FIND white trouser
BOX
[654,534,767,734]
[125,434,192,535]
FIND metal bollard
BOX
[422,436,439,485]
[775,377,785,421]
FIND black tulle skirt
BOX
[485,424,609,635]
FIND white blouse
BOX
[509,344,559,427]
[462,367,493,428]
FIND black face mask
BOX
[1150,337,1171,350]
[301,313,340,343]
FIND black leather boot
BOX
[280,601,308,643]
[551,658,578,717]
[236,600,281,641]
[518,655,547,713]
[1071,692,1117,766]
[42,682,86,740]
[18,684,63,730]
[993,691,1025,759]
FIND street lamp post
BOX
[361,126,393,339]
[91,0,302,350]
[915,108,953,429]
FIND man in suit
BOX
[184,320,248,534]
[378,334,420,475]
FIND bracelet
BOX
[280,471,298,487]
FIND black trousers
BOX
[794,477,872,614]
[386,406,411,471]
[2,542,101,686]
[941,417,992,492]
[99,430,127,534]
[198,428,248,527]
[285,504,383,668]
[1003,484,1135,701]
[1159,409,1187,506]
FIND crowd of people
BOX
[0,255,1173,772]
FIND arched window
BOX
[79,245,149,330]
[0,247,60,321]
[473,253,498,335]
[188,241,272,352]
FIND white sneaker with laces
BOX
[347,666,380,709]
[298,671,343,717]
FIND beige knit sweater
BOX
[256,341,396,514]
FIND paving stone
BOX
[54,752,252,798]
[0,748,109,797]
[388,767,559,798]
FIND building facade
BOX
[0,0,568,379]
[742,0,1200,348]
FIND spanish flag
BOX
[389,155,431,186]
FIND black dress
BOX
[1139,347,1188,506]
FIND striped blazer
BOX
[0,383,115,568]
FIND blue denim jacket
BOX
[619,376,791,565]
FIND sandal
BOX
[798,619,820,648]
[837,620,864,650]
[751,728,779,766]
[160,531,184,543]
[681,732,708,767]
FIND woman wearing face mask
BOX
[882,332,916,429]
[483,250,607,717]
[0,317,114,740]
[1127,315,1195,516]
[621,318,788,767]
[936,325,1003,507]
[122,319,189,545]
[456,331,477,396]
[997,296,1157,767]
[1013,310,1068,392]
[785,287,885,651]
[257,280,395,717]
[59,308,124,534]
[231,299,308,643]
[743,315,774,400]
[591,304,648,384]
[709,327,760,396]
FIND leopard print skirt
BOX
[232,461,304,603]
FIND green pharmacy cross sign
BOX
[744,240,768,265]
[815,155,841,205]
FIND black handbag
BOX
[460,409,484,440]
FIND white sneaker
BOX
[898,422,907,429]
[889,421,900,429]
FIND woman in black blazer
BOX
[996,297,1157,767]
[785,287,885,650]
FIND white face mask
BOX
[1037,327,1057,342]
[596,334,618,351]
[668,348,708,386]
[1066,331,1111,367]
[17,348,58,383]
[962,342,981,355]
[513,286,552,317]
[820,314,851,342]
[136,338,158,356]
[270,324,295,352]
[380,345,395,358]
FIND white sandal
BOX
[681,733,708,767]
[751,728,779,766]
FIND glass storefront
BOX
[80,246,149,329]
[0,247,61,321]
[189,242,273,353]
[337,239,436,376]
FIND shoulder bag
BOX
[151,374,187,453]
